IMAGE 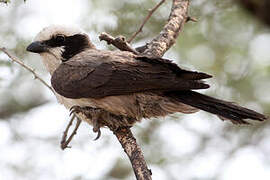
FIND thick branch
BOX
[141,0,190,57]
[99,33,139,54]
[111,127,152,180]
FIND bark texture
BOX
[141,0,189,57]
[112,127,152,180]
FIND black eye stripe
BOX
[43,34,90,61]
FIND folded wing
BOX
[51,54,212,99]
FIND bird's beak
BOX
[26,41,48,53]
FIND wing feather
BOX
[51,51,211,99]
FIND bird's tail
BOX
[168,91,267,124]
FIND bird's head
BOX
[26,25,95,74]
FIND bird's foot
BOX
[69,106,104,140]
[69,105,84,116]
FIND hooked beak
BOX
[26,41,48,53]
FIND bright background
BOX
[0,0,270,179]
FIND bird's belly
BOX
[55,92,141,120]
[88,94,142,119]
[54,92,198,123]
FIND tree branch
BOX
[141,0,190,57]
[0,47,54,93]
[61,114,82,150]
[99,33,139,54]
[110,127,152,180]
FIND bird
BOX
[26,25,267,138]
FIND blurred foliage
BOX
[237,0,270,26]
[0,0,269,180]
[0,0,10,4]
[0,1,48,120]
[0,0,26,4]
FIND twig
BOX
[0,47,54,93]
[60,114,82,150]
[0,47,82,149]
[186,16,198,22]
[111,127,152,180]
[127,0,166,43]
[99,33,139,54]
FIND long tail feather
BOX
[168,91,268,124]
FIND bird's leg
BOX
[69,106,137,139]
[69,106,105,140]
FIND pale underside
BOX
[54,89,198,126]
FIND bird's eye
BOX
[55,35,65,43]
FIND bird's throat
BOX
[40,52,62,75]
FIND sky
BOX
[0,0,270,180]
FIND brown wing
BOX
[51,54,212,99]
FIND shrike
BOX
[26,25,267,137]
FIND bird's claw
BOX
[93,120,101,140]
[69,105,81,116]
[93,128,101,141]
[69,105,103,140]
